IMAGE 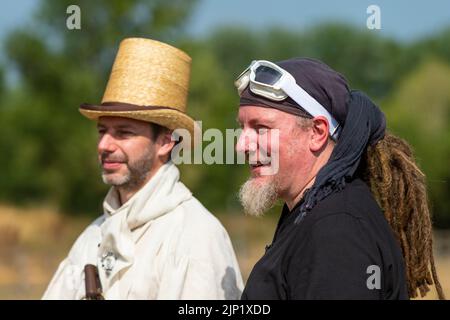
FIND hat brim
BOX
[79,103,196,144]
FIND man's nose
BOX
[98,133,117,154]
[236,129,257,154]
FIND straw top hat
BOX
[79,37,195,137]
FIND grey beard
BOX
[238,177,279,217]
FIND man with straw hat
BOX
[43,38,243,300]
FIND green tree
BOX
[0,64,4,98]
[409,27,450,66]
[385,59,450,227]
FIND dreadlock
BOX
[360,132,445,299]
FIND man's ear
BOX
[309,116,330,152]
[156,130,176,160]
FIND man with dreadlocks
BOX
[234,58,445,299]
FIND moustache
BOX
[100,152,128,163]
[246,150,272,165]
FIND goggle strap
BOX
[282,82,340,138]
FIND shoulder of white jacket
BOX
[66,215,104,257]
[78,215,105,236]
[170,199,235,248]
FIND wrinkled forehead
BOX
[238,105,299,126]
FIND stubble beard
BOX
[101,147,155,192]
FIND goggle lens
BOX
[254,65,282,85]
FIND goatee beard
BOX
[239,177,279,217]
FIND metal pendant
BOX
[100,251,116,277]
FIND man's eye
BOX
[257,127,269,134]
[118,130,134,136]
[98,130,105,135]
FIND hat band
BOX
[80,101,182,113]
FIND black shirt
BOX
[241,178,409,300]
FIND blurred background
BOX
[0,0,449,299]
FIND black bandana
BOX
[239,57,350,125]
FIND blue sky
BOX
[186,0,450,41]
[0,0,449,44]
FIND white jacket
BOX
[43,162,243,299]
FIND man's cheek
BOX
[260,130,280,176]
